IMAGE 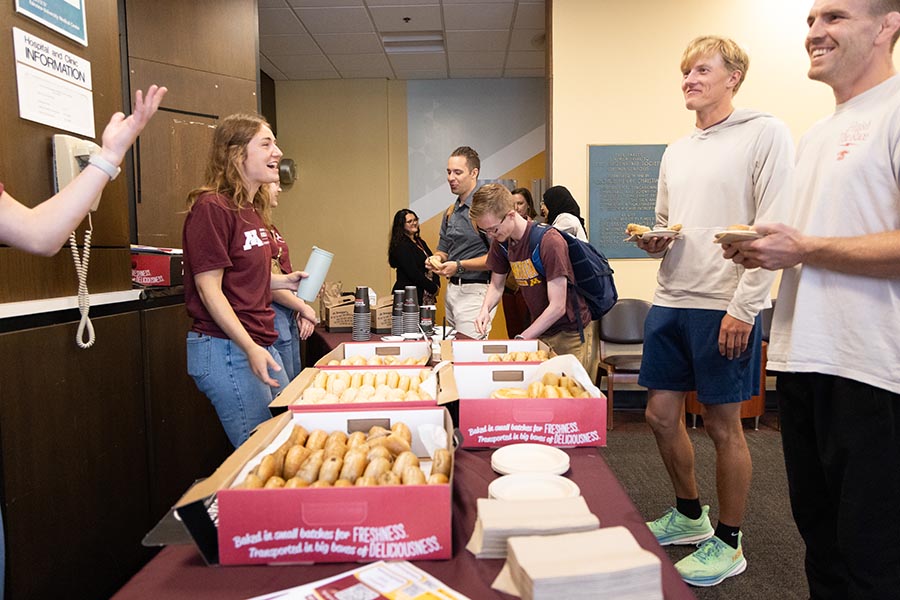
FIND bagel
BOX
[490,387,530,399]
[625,223,651,236]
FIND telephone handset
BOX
[52,134,100,349]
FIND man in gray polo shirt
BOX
[427,146,496,338]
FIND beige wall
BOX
[550,0,885,301]
[274,79,408,305]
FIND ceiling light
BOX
[381,31,444,54]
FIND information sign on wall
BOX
[588,145,666,259]
[13,27,95,137]
[16,0,88,46]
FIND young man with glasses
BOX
[427,146,495,338]
[470,183,598,375]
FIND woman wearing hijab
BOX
[541,185,588,241]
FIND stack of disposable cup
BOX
[391,290,405,336]
[352,286,371,341]
[419,305,435,336]
[402,286,420,335]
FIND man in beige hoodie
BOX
[637,36,793,587]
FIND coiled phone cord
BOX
[69,213,95,349]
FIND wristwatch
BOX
[455,260,465,275]
[88,154,121,180]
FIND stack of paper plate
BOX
[488,473,580,501]
[491,443,570,475]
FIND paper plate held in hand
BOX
[489,473,581,501]
[641,229,680,240]
[714,230,763,244]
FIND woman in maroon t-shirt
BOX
[268,183,317,381]
[183,113,291,447]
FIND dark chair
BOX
[597,299,652,430]
[760,299,775,343]
[760,299,776,429]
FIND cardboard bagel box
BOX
[440,338,555,363]
[314,341,431,369]
[130,245,184,287]
[371,295,394,334]
[270,361,452,411]
[174,406,454,566]
[445,355,607,449]
[323,294,355,332]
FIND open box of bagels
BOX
[440,338,554,363]
[314,340,432,369]
[444,355,607,449]
[269,359,451,411]
[173,406,454,565]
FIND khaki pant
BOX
[540,320,599,381]
[445,281,495,339]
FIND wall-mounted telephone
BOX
[53,134,103,212]
[52,134,99,349]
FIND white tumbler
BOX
[296,246,334,302]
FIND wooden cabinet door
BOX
[134,110,216,248]
[0,313,152,599]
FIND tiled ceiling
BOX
[258,0,546,80]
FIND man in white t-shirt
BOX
[724,0,900,595]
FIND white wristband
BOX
[88,154,121,180]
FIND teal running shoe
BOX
[675,533,747,587]
[646,505,714,546]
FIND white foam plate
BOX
[491,443,570,475]
[488,473,581,501]
[641,229,680,239]
[713,229,762,244]
[624,228,680,242]
[381,335,404,342]
[401,333,424,340]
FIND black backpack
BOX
[501,223,618,323]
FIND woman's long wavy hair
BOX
[186,113,274,228]
[388,209,420,266]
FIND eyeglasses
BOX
[405,218,419,225]
[477,213,509,236]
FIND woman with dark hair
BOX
[503,187,537,337]
[511,187,538,220]
[541,185,588,241]
[183,113,294,447]
[389,209,439,305]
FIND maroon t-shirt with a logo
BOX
[270,225,294,274]
[183,192,277,346]
[487,221,591,336]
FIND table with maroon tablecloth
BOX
[112,447,694,599]
[302,325,353,367]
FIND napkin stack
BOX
[466,496,599,559]
[492,527,662,600]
